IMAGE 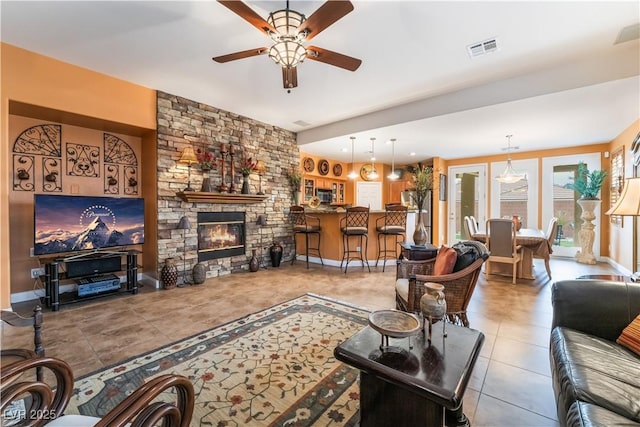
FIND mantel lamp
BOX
[256,160,267,195]
[179,146,198,192]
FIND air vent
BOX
[467,38,499,58]
[293,120,311,127]
[614,23,640,45]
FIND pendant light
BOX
[496,134,526,184]
[368,137,378,180]
[387,138,399,180]
[347,136,358,179]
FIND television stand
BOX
[42,250,139,311]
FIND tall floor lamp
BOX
[605,176,640,281]
[177,215,192,286]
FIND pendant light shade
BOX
[496,135,526,184]
[367,137,378,180]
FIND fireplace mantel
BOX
[176,191,268,204]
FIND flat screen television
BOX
[34,195,145,256]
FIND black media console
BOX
[43,250,139,311]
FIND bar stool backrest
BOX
[290,205,319,232]
[378,205,407,233]
[341,206,370,234]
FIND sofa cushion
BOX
[566,401,640,427]
[550,327,640,423]
[434,245,457,275]
[617,314,640,356]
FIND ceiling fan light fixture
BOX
[269,41,307,68]
[268,9,306,41]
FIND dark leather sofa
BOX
[550,279,640,427]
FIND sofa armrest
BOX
[551,279,640,341]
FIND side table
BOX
[399,242,438,261]
[335,323,484,427]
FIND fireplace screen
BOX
[197,212,245,261]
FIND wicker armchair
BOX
[1,356,194,427]
[395,243,488,327]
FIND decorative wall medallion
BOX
[333,163,343,177]
[303,157,315,173]
[360,164,377,181]
[13,124,62,156]
[42,158,62,192]
[13,155,34,191]
[67,143,100,177]
[318,159,329,176]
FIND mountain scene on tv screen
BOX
[35,196,144,255]
[36,215,143,255]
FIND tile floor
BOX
[2,256,624,426]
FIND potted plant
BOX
[566,162,607,265]
[287,167,303,205]
[566,162,607,200]
[408,165,433,245]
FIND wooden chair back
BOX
[486,219,517,258]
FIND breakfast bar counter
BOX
[293,208,421,266]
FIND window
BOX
[610,147,624,226]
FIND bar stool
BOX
[375,204,408,272]
[340,206,371,273]
[290,205,323,268]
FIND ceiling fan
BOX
[213,0,362,91]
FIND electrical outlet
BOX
[30,267,45,279]
[356,246,361,252]
[30,247,35,257]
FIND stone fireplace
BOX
[197,212,245,262]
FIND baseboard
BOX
[10,273,156,304]
[601,256,633,276]
[294,255,390,269]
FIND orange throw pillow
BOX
[434,245,458,275]
[617,314,640,356]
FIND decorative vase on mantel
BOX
[413,211,428,246]
[200,169,212,193]
[241,173,250,194]
[575,198,600,265]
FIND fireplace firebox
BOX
[197,212,245,261]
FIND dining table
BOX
[471,228,551,280]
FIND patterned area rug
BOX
[66,294,369,426]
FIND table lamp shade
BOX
[177,215,192,230]
[179,146,198,165]
[606,177,640,216]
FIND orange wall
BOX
[1,43,156,309]
[607,120,640,272]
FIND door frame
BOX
[541,152,602,258]
[447,164,487,246]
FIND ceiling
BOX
[2,1,639,165]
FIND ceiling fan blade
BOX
[298,1,354,42]
[217,1,276,36]
[282,67,298,89]
[213,47,269,63]
[306,46,361,71]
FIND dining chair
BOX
[463,216,476,239]
[535,216,558,279]
[485,218,523,284]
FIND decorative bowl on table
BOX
[368,310,421,338]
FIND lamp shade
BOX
[256,160,267,174]
[606,177,640,216]
[179,146,198,165]
[177,215,192,230]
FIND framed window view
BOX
[439,174,447,201]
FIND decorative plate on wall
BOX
[333,163,343,177]
[360,164,378,181]
[303,157,315,173]
[318,159,330,176]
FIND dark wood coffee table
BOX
[334,322,484,427]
